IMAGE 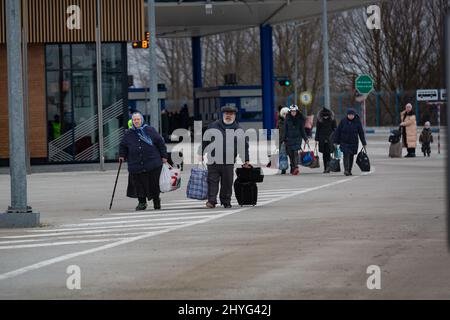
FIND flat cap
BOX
[221,105,238,113]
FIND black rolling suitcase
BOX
[234,179,258,206]
[235,167,264,183]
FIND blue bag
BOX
[186,165,208,200]
[279,143,289,171]
[300,143,314,167]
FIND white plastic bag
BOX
[159,163,181,193]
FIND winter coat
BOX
[315,109,337,153]
[400,111,417,148]
[278,114,286,144]
[419,128,433,144]
[119,126,168,174]
[333,115,367,155]
[284,112,308,151]
[201,119,250,164]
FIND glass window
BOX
[102,43,122,71]
[102,73,123,107]
[62,45,71,69]
[71,44,96,69]
[46,43,125,163]
[45,45,59,70]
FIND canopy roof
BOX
[150,0,379,38]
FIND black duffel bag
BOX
[356,147,371,172]
[235,166,264,183]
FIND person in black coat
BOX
[333,108,367,176]
[315,107,337,173]
[284,105,309,175]
[119,112,168,210]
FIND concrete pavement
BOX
[0,134,448,299]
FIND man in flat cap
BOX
[200,105,251,209]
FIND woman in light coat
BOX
[400,103,417,157]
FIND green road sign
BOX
[355,75,374,95]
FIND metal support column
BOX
[0,0,39,228]
[96,0,105,171]
[445,3,450,250]
[322,0,331,110]
[260,24,275,135]
[192,36,202,120]
[148,0,159,131]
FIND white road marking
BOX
[1,225,184,239]
[0,238,127,250]
[61,214,219,228]
[0,232,147,244]
[85,211,228,221]
[0,174,369,281]
[27,221,186,233]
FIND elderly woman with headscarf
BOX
[400,103,417,157]
[119,112,168,211]
[333,108,367,176]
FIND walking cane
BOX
[109,159,123,210]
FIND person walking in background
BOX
[419,121,433,157]
[161,109,169,142]
[315,107,337,173]
[400,103,417,158]
[284,105,308,175]
[304,111,314,139]
[119,112,168,211]
[180,104,190,130]
[267,105,289,173]
[333,108,367,176]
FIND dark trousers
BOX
[207,164,234,205]
[407,147,416,155]
[287,147,299,171]
[321,143,331,169]
[421,143,431,155]
[343,153,355,172]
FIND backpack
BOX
[388,129,401,144]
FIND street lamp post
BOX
[0,0,39,228]
[96,0,105,171]
[322,0,331,110]
[148,0,160,131]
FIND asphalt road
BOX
[0,134,448,299]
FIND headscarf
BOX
[130,112,153,146]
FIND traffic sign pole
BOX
[363,98,366,130]
[438,103,441,154]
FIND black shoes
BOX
[206,202,216,209]
[153,198,161,210]
[136,199,161,211]
[136,202,147,211]
[222,203,232,209]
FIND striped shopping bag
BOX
[186,164,208,200]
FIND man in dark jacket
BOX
[333,108,367,176]
[284,105,309,175]
[315,107,337,173]
[201,105,251,209]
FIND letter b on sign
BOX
[366,265,381,290]
[67,5,81,30]
[366,5,381,30]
